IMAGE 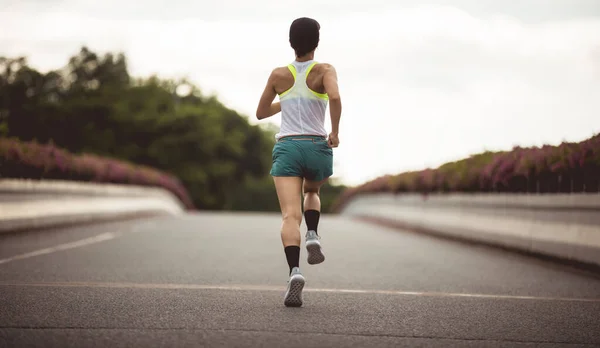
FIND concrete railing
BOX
[0,179,186,233]
[341,193,600,267]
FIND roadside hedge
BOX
[331,133,600,213]
[0,137,195,209]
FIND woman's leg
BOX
[303,177,330,229]
[303,177,329,265]
[273,176,304,272]
[302,136,333,238]
[273,175,306,307]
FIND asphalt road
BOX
[1,212,600,348]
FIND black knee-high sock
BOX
[284,246,300,274]
[304,209,320,235]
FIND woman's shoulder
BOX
[314,62,336,73]
[270,65,294,78]
[265,65,294,85]
[315,61,334,68]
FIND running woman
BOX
[255,17,342,307]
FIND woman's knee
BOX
[303,177,328,194]
[282,210,302,225]
[303,186,320,195]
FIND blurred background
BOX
[1,0,599,212]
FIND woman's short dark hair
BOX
[289,17,320,57]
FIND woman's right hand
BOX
[327,132,339,148]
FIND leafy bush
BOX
[0,137,194,209]
[331,133,600,213]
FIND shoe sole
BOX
[306,240,325,265]
[284,274,305,307]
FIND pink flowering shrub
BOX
[0,137,194,209]
[331,133,600,213]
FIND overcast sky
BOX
[2,0,600,186]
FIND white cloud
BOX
[1,1,599,186]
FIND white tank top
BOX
[275,60,329,140]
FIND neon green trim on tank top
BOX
[278,64,296,98]
[305,62,329,101]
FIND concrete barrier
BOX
[341,193,600,267]
[0,179,186,233]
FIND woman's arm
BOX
[323,64,341,135]
[256,70,281,120]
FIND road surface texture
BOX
[1,212,600,347]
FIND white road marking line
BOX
[0,232,118,265]
[0,281,598,303]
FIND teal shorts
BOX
[270,135,333,182]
